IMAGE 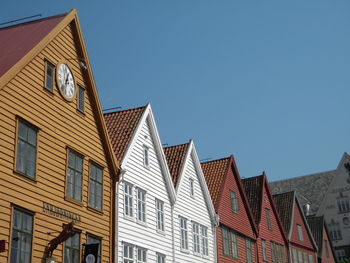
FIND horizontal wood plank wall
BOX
[117,118,174,262]
[0,21,112,262]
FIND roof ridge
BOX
[272,190,295,197]
[103,105,147,116]
[0,13,67,30]
[163,141,190,149]
[201,156,231,164]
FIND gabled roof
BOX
[201,157,230,208]
[242,175,264,225]
[164,140,218,224]
[273,191,295,235]
[104,106,146,161]
[0,14,66,77]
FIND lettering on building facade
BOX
[43,202,81,223]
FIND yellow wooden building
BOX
[0,9,119,263]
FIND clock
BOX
[56,63,76,101]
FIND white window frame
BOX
[201,225,209,256]
[137,247,147,263]
[179,217,188,250]
[297,224,303,241]
[337,195,350,213]
[124,183,133,217]
[156,253,166,263]
[192,222,200,254]
[136,188,146,223]
[308,254,313,263]
[189,178,194,197]
[156,199,164,232]
[123,243,134,263]
[143,146,150,167]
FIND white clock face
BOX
[57,63,75,100]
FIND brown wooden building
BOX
[0,9,118,263]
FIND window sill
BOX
[87,206,103,215]
[136,220,147,227]
[76,108,86,116]
[13,170,37,183]
[64,197,84,207]
[180,248,190,254]
[124,215,135,222]
[156,230,166,236]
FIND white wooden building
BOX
[164,140,219,263]
[105,104,176,263]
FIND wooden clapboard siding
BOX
[174,153,215,263]
[0,15,114,263]
[117,116,174,263]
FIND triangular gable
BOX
[0,9,119,178]
[273,191,295,236]
[242,175,264,226]
[104,104,176,203]
[164,140,218,224]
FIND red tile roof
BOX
[0,14,66,77]
[163,143,190,186]
[201,157,230,208]
[273,191,295,235]
[104,106,146,161]
[242,175,264,225]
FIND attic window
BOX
[297,224,303,241]
[45,60,55,92]
[229,191,239,213]
[143,146,149,167]
[77,86,85,112]
[189,178,194,197]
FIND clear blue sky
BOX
[3,1,350,181]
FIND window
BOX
[89,163,103,210]
[77,86,85,112]
[179,217,188,250]
[292,249,297,263]
[143,146,149,167]
[157,253,165,263]
[327,222,342,240]
[335,249,346,262]
[265,208,272,230]
[262,240,267,261]
[137,247,147,263]
[16,119,37,178]
[230,231,238,258]
[64,233,80,263]
[308,254,313,263]
[201,226,209,256]
[303,252,308,263]
[87,235,101,263]
[66,149,83,201]
[324,239,329,258]
[222,226,238,259]
[192,222,200,253]
[246,239,252,263]
[136,188,146,222]
[45,60,55,92]
[123,243,134,263]
[297,224,303,241]
[298,250,303,263]
[10,208,33,263]
[124,183,133,217]
[271,242,276,262]
[337,195,350,213]
[230,191,239,213]
[222,227,230,256]
[156,199,164,231]
[189,178,194,197]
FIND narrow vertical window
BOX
[230,190,239,213]
[123,243,134,263]
[124,183,133,217]
[230,231,238,258]
[201,226,209,256]
[292,249,297,263]
[156,199,164,231]
[45,61,54,92]
[64,233,80,263]
[179,217,188,250]
[324,240,329,258]
[265,208,272,230]
[16,120,37,178]
[262,239,267,261]
[66,149,83,201]
[189,178,194,197]
[87,235,101,263]
[192,222,200,253]
[10,208,33,263]
[298,250,303,263]
[308,254,313,263]
[271,242,276,262]
[303,252,308,263]
[246,239,252,263]
[77,86,85,112]
[297,224,303,241]
[137,189,146,222]
[89,163,103,210]
[157,253,166,263]
[137,247,147,263]
[222,227,230,256]
[143,146,149,167]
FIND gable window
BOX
[143,146,149,167]
[201,226,209,256]
[66,149,83,202]
[222,226,238,259]
[327,221,342,240]
[246,239,252,263]
[157,253,166,263]
[77,86,85,112]
[262,239,267,261]
[297,224,303,241]
[324,240,329,258]
[136,188,146,222]
[337,194,350,213]
[156,199,164,232]
[10,208,33,263]
[124,183,133,217]
[64,233,80,263]
[88,163,103,210]
[192,222,200,253]
[16,119,38,179]
[189,178,194,197]
[45,60,55,92]
[230,191,239,213]
[87,235,101,263]
[123,243,134,263]
[179,217,188,250]
[265,208,272,231]
[137,247,147,263]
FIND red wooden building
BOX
[242,173,289,263]
[201,156,258,263]
[273,191,318,263]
